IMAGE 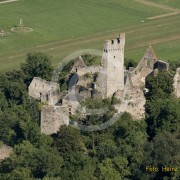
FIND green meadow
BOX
[149,0,180,9]
[0,0,179,72]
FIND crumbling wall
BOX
[0,145,12,160]
[41,105,69,135]
[114,87,145,120]
[63,98,81,114]
[75,66,101,76]
[129,67,153,87]
[174,68,180,98]
[29,77,60,100]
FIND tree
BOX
[53,126,86,157]
[96,158,122,180]
[140,132,180,179]
[0,91,8,111]
[145,70,174,100]
[124,58,137,70]
[0,141,63,179]
[21,52,53,85]
[146,98,180,138]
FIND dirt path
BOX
[147,12,180,20]
[135,0,179,12]
[0,0,19,4]
[135,0,180,19]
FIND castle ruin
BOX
[28,33,180,135]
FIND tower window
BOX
[114,56,115,58]
[112,40,114,44]
[117,39,120,44]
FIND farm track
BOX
[135,0,179,12]
[135,0,180,19]
[0,0,19,4]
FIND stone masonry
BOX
[28,34,180,134]
[96,33,125,98]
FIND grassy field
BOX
[148,0,180,9]
[0,0,179,72]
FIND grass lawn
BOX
[148,0,180,9]
[0,0,179,72]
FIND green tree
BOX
[21,52,53,85]
[96,158,122,180]
[145,70,174,99]
[140,132,180,179]
[0,141,63,179]
[53,126,86,157]
[146,98,180,138]
[0,91,8,111]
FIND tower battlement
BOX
[103,33,125,52]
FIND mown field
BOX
[148,0,180,9]
[0,0,179,72]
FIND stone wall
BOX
[41,105,69,135]
[174,68,180,98]
[0,145,12,160]
[115,87,145,120]
[75,66,101,76]
[29,77,60,105]
[29,77,60,100]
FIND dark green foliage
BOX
[82,54,101,66]
[0,141,63,179]
[0,92,8,111]
[125,58,137,70]
[145,70,174,99]
[80,97,117,125]
[0,55,180,179]
[0,72,28,105]
[146,98,180,138]
[58,60,74,91]
[21,52,53,85]
[53,126,85,157]
[145,70,180,139]
[139,132,180,180]
[168,59,180,72]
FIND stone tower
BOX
[98,33,125,97]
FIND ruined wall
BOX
[0,145,12,160]
[115,87,145,120]
[41,105,69,135]
[129,67,153,87]
[63,98,81,115]
[128,46,166,88]
[75,66,101,76]
[174,68,180,98]
[29,77,60,105]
